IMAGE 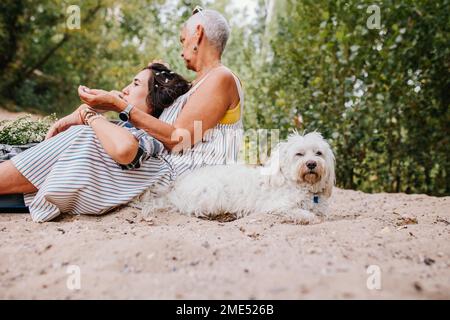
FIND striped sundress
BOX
[10,69,244,222]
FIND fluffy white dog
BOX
[140,132,335,224]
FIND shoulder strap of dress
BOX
[186,66,220,97]
[230,72,244,117]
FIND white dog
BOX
[140,132,335,224]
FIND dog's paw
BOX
[140,197,173,217]
[282,209,321,225]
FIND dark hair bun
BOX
[145,63,191,118]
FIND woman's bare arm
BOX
[88,117,139,165]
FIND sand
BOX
[0,187,449,299]
[0,108,42,121]
[1,108,449,299]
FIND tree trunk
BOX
[0,1,25,71]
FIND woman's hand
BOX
[78,86,126,113]
[45,106,85,140]
[109,90,125,100]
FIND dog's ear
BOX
[322,141,335,197]
[261,142,288,187]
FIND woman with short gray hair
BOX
[184,8,230,54]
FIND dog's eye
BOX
[316,151,322,156]
[296,152,304,157]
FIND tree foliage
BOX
[0,0,166,114]
[245,0,449,195]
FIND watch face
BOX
[119,112,128,121]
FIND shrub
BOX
[0,114,57,145]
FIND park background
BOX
[0,0,448,196]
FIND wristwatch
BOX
[119,104,134,122]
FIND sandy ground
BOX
[0,187,449,299]
[0,108,42,121]
[1,108,449,299]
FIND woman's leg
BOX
[0,160,38,194]
[1,125,86,196]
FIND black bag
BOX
[0,143,34,213]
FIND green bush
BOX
[238,0,449,196]
[0,114,57,145]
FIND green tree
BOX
[0,0,165,115]
[251,0,449,195]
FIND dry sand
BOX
[1,108,449,299]
[0,108,42,121]
[0,188,449,299]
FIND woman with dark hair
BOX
[0,63,191,221]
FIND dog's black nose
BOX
[306,160,317,170]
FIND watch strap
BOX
[120,104,134,121]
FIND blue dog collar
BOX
[313,194,319,204]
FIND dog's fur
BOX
[140,132,335,224]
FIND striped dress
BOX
[11,69,244,222]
